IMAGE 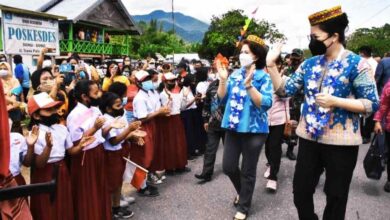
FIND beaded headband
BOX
[308,6,343,26]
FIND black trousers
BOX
[201,129,225,176]
[385,132,390,181]
[181,109,198,156]
[223,131,267,214]
[265,124,285,180]
[293,138,359,220]
[361,115,375,140]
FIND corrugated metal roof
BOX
[0,0,51,11]
[44,0,100,21]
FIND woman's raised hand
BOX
[266,43,283,65]
[216,60,228,81]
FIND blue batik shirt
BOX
[277,49,379,146]
[220,68,273,134]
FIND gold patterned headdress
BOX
[308,6,343,26]
[246,35,265,46]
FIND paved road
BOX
[128,142,390,220]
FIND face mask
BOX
[166,83,175,90]
[0,69,8,77]
[239,53,254,67]
[122,97,128,106]
[153,82,160,90]
[123,71,130,77]
[111,108,124,118]
[208,73,216,81]
[148,64,155,69]
[309,36,332,56]
[89,96,101,107]
[40,113,60,127]
[141,80,154,91]
[79,71,86,79]
[42,60,52,68]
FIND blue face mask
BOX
[79,71,86,79]
[141,80,154,91]
[122,97,128,106]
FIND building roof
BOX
[0,0,141,35]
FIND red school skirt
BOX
[163,115,188,170]
[105,147,126,192]
[13,173,26,186]
[130,119,156,170]
[30,160,73,220]
[70,144,111,220]
[150,116,166,171]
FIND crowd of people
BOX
[1,4,390,220]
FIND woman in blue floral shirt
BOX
[266,6,379,220]
[217,35,273,220]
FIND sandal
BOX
[233,211,247,220]
[233,195,239,207]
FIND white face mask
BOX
[42,60,52,68]
[239,53,254,67]
[0,69,8,77]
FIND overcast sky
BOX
[122,0,390,51]
[1,0,389,52]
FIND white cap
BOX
[163,72,177,81]
[135,70,150,82]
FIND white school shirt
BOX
[180,86,197,110]
[103,113,127,151]
[34,124,73,163]
[148,90,162,112]
[67,102,105,150]
[133,90,154,119]
[160,89,183,115]
[9,133,27,176]
[196,81,210,96]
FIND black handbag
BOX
[363,134,386,180]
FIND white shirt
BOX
[67,102,105,150]
[133,90,154,119]
[196,81,210,96]
[160,89,183,115]
[367,57,378,80]
[148,90,162,112]
[180,86,197,110]
[9,133,27,176]
[34,124,73,163]
[103,113,127,151]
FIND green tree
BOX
[199,9,285,60]
[129,19,198,58]
[347,24,390,57]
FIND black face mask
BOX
[309,36,333,56]
[111,108,124,118]
[40,113,60,127]
[89,96,101,107]
[166,83,175,90]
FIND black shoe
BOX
[113,206,134,219]
[363,137,371,144]
[286,150,297,161]
[195,173,212,182]
[384,181,390,193]
[137,185,159,197]
[176,167,191,174]
[188,155,197,161]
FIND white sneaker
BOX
[122,195,136,204]
[263,167,270,179]
[120,199,129,207]
[266,179,277,191]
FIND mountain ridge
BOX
[133,10,209,43]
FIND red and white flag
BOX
[123,157,148,190]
